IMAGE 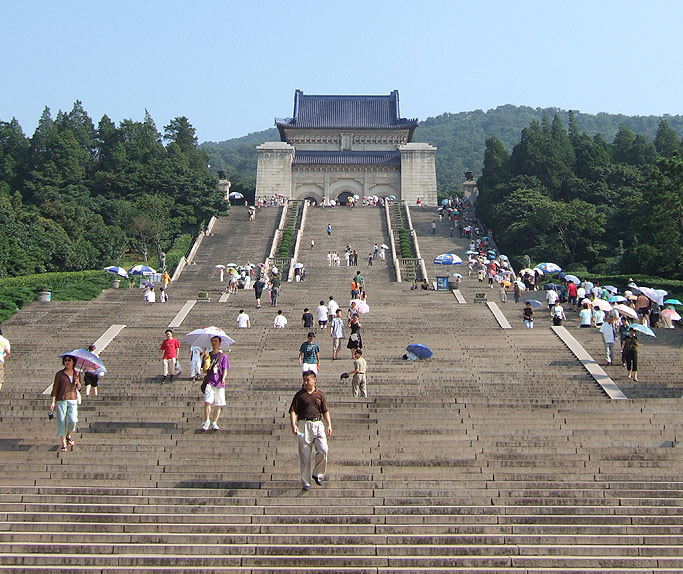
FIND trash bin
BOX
[448,277,461,291]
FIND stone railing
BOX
[384,200,402,282]
[288,201,309,281]
[171,216,217,282]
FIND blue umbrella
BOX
[544,283,558,291]
[564,274,580,285]
[104,266,129,278]
[525,299,544,308]
[664,299,682,306]
[59,349,107,373]
[433,253,462,265]
[406,343,433,358]
[441,199,449,206]
[535,262,562,274]
[608,295,627,303]
[628,323,655,337]
[129,264,156,276]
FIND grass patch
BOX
[0,271,111,323]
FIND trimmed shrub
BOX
[0,271,111,322]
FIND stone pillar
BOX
[218,178,231,200]
[256,142,295,199]
[399,143,437,206]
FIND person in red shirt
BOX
[567,281,578,308]
[158,329,180,383]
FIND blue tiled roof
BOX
[293,151,400,167]
[276,90,417,139]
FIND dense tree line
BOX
[201,106,683,198]
[476,113,683,279]
[0,102,225,277]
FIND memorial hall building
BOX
[255,90,437,205]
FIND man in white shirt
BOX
[316,301,329,328]
[576,285,586,310]
[236,310,251,329]
[545,288,559,311]
[327,296,339,324]
[600,315,616,365]
[273,310,288,328]
[330,309,345,360]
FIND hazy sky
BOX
[2,0,681,143]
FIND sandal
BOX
[60,446,67,452]
[67,437,75,450]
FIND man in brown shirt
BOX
[289,371,332,490]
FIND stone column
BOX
[256,142,295,199]
[399,143,437,206]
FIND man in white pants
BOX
[289,371,332,490]
[158,329,180,383]
[600,315,616,365]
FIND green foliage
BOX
[201,105,683,202]
[165,234,193,273]
[0,104,226,278]
[476,112,683,281]
[276,203,301,258]
[0,271,110,322]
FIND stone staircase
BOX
[0,205,682,572]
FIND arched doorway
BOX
[303,196,318,206]
[336,191,354,205]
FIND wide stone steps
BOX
[1,205,683,571]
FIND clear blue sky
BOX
[2,0,682,143]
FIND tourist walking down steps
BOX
[289,370,332,491]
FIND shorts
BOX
[302,363,318,373]
[84,372,99,388]
[318,320,327,327]
[332,338,343,351]
[204,384,226,407]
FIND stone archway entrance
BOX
[336,191,354,205]
[303,196,318,206]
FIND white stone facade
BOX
[255,142,295,198]
[399,143,438,206]
[291,169,401,206]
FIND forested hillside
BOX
[0,102,226,277]
[476,113,683,279]
[201,105,683,197]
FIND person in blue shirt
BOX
[298,332,320,373]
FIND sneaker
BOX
[162,377,168,384]
[313,475,324,486]
[201,420,210,431]
[210,422,220,431]
[302,484,310,491]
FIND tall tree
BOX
[164,116,198,153]
[654,119,680,158]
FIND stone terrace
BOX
[0,204,682,572]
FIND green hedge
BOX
[0,271,111,323]
[165,234,193,273]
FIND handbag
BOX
[200,352,222,393]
